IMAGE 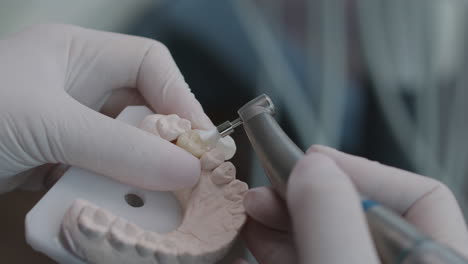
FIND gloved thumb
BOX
[49,101,200,191]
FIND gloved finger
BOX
[135,39,213,129]
[242,218,297,264]
[287,152,379,263]
[309,145,468,254]
[100,88,147,118]
[46,100,200,191]
[62,25,213,129]
[243,187,290,231]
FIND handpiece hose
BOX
[236,94,468,264]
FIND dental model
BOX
[139,114,192,141]
[157,114,192,142]
[139,114,164,136]
[60,114,247,264]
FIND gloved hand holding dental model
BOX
[0,24,214,193]
[237,145,468,264]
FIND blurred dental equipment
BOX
[232,0,468,217]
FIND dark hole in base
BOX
[125,193,144,208]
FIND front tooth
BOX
[155,238,179,264]
[211,162,236,185]
[136,231,160,257]
[200,148,225,171]
[108,218,142,251]
[224,180,248,201]
[216,136,236,160]
[67,199,88,220]
[77,206,113,239]
[139,114,164,136]
[176,130,211,158]
[157,114,191,141]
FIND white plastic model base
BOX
[26,106,184,264]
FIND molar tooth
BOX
[224,180,248,201]
[157,114,191,141]
[94,208,114,226]
[155,238,179,264]
[67,199,88,219]
[200,149,225,171]
[176,130,211,158]
[136,231,160,257]
[77,206,112,239]
[108,218,142,251]
[139,114,164,136]
[216,136,236,160]
[211,162,236,185]
[196,129,220,149]
[227,200,245,214]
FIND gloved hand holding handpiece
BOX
[237,145,468,264]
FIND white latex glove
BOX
[238,145,468,264]
[0,24,214,193]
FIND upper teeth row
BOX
[139,114,236,159]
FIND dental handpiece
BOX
[218,94,468,264]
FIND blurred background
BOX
[1,0,468,263]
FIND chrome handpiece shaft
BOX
[217,118,243,137]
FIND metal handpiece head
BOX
[216,94,275,137]
[238,94,275,122]
[215,94,303,198]
[238,94,304,198]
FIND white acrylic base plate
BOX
[26,106,183,264]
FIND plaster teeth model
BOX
[196,129,236,160]
[176,130,212,158]
[108,218,143,251]
[138,114,164,136]
[224,180,248,202]
[156,114,192,142]
[211,162,236,185]
[135,232,161,257]
[200,148,225,171]
[61,114,248,264]
[216,136,237,160]
[77,206,113,240]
